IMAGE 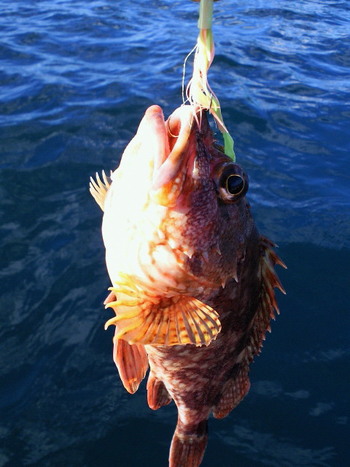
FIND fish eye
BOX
[226,174,245,195]
[216,163,248,203]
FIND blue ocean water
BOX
[1,1,349,466]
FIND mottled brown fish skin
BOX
[146,227,263,466]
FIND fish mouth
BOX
[139,104,211,207]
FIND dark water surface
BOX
[1,1,349,466]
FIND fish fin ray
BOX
[89,170,111,211]
[146,375,172,410]
[169,419,208,467]
[248,237,286,360]
[212,367,250,419]
[107,279,221,346]
[112,334,149,394]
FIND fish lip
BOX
[150,105,209,206]
[152,105,199,188]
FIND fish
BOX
[90,104,286,466]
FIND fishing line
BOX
[184,0,236,160]
[182,44,197,105]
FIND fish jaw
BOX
[150,105,203,208]
[106,104,206,210]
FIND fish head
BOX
[99,104,256,346]
[101,104,255,294]
[116,104,249,212]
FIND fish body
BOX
[90,104,285,466]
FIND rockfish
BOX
[90,104,285,466]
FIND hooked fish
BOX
[90,104,286,466]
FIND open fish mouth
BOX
[139,104,208,207]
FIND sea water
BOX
[1,1,349,466]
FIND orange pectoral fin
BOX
[113,335,149,394]
[105,292,221,347]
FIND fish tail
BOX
[169,419,208,467]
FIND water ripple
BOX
[1,1,349,465]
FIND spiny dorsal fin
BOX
[247,236,286,361]
[89,170,111,211]
[104,275,221,347]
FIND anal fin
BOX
[212,366,250,419]
[147,374,171,410]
